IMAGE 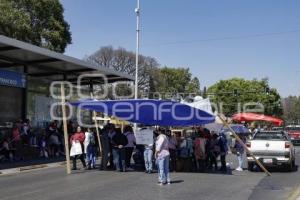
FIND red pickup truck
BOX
[286,125,300,145]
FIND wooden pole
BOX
[61,82,71,175]
[217,114,271,176]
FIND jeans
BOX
[86,145,96,168]
[112,148,126,171]
[237,153,243,169]
[29,136,36,146]
[157,155,170,183]
[144,149,153,171]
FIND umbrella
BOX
[221,124,250,135]
[71,99,215,126]
[232,112,283,126]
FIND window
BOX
[253,132,288,141]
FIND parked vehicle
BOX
[246,131,295,171]
[286,125,300,145]
[272,127,284,131]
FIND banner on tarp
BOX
[71,99,216,126]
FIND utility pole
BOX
[134,0,140,131]
[135,0,140,100]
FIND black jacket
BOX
[112,133,128,147]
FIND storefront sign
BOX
[0,69,26,88]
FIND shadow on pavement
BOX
[170,180,184,184]
[249,164,298,173]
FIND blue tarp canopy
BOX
[71,99,215,126]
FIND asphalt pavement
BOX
[0,148,300,200]
[249,146,300,200]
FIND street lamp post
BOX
[134,0,140,131]
[135,0,140,99]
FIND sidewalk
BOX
[0,157,66,175]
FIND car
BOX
[246,131,295,171]
[286,125,300,145]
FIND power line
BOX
[148,29,300,46]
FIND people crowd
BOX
[1,120,251,185]
[72,124,247,185]
[0,119,69,162]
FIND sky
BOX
[60,0,300,97]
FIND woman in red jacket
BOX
[70,126,87,170]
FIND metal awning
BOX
[0,35,134,84]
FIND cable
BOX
[147,29,300,46]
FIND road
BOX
[249,146,300,200]
[1,147,300,200]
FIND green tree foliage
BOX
[282,96,300,123]
[207,78,282,117]
[186,77,201,94]
[0,0,71,52]
[156,67,200,94]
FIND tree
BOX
[146,66,201,99]
[207,78,283,117]
[86,47,202,100]
[86,46,160,97]
[282,96,300,123]
[202,86,207,98]
[0,0,71,52]
[186,77,201,94]
[156,67,192,93]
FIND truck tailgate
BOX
[251,140,286,151]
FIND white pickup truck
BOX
[246,131,295,171]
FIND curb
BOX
[0,161,66,176]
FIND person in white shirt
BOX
[155,129,171,185]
